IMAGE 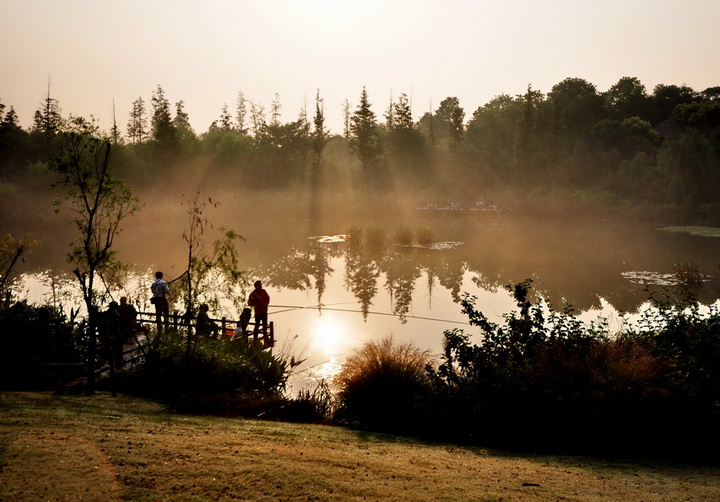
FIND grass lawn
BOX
[1,391,719,501]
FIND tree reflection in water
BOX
[260,225,469,324]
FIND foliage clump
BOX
[334,280,720,458]
[0,301,83,388]
[119,331,298,413]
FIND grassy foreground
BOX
[1,392,719,501]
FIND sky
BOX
[2,0,719,136]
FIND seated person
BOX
[196,304,218,338]
[118,296,138,342]
[234,308,253,340]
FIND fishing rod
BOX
[269,304,469,325]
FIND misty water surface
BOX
[9,193,720,392]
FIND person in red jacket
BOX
[247,280,270,337]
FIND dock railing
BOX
[136,310,274,347]
[38,310,274,388]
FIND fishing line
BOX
[269,304,469,325]
[270,301,357,315]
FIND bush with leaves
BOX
[627,285,720,442]
[120,331,300,411]
[429,280,685,454]
[0,301,83,388]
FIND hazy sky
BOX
[2,0,719,135]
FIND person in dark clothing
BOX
[196,303,218,338]
[117,296,138,342]
[99,301,123,367]
[150,271,170,333]
[247,280,270,336]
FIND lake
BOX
[8,193,720,393]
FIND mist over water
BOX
[7,186,720,392]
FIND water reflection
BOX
[10,214,720,393]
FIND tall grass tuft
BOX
[395,225,414,246]
[416,225,434,246]
[365,224,388,252]
[335,336,435,433]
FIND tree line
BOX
[1,76,720,209]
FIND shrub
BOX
[335,336,435,433]
[631,289,720,419]
[0,301,83,388]
[529,337,674,452]
[429,281,686,454]
[120,331,298,411]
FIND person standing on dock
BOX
[150,271,170,333]
[247,280,270,337]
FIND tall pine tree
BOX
[350,87,381,183]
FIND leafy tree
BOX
[214,103,233,132]
[651,84,697,124]
[1,105,21,131]
[174,192,246,358]
[386,93,426,179]
[255,118,311,186]
[171,101,201,160]
[342,98,351,140]
[270,93,282,127]
[466,94,521,173]
[700,86,720,101]
[393,93,414,130]
[383,95,395,131]
[150,84,177,152]
[0,104,31,173]
[604,76,651,120]
[434,97,465,151]
[592,116,659,158]
[417,104,436,147]
[349,87,382,183]
[236,91,248,135]
[672,100,720,133]
[31,81,63,160]
[658,130,717,203]
[249,101,266,137]
[546,77,605,137]
[444,97,466,151]
[172,100,191,130]
[126,97,148,144]
[51,116,140,392]
[312,89,329,174]
[514,85,544,171]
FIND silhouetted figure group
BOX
[146,271,271,343]
[98,295,145,371]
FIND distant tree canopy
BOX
[1,76,720,207]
